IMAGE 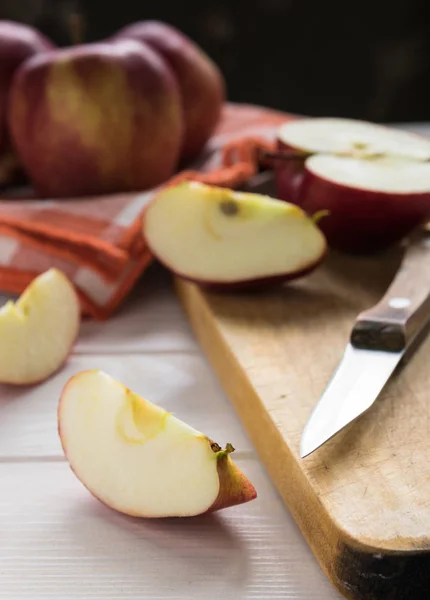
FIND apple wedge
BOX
[274,117,430,253]
[0,269,80,385]
[142,181,327,287]
[58,370,257,517]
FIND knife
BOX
[300,228,430,458]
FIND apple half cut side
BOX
[275,117,430,206]
[142,181,327,288]
[58,370,257,518]
[277,117,430,163]
[0,268,80,385]
[274,117,430,253]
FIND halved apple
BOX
[0,268,80,384]
[142,181,327,287]
[58,369,257,517]
[299,154,430,253]
[274,117,430,253]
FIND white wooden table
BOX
[1,120,427,599]
[0,264,342,599]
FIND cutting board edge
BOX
[175,277,352,598]
[175,276,430,600]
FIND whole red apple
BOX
[0,20,54,185]
[112,21,225,163]
[8,39,183,198]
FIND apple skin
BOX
[194,440,257,514]
[297,167,430,254]
[8,39,183,198]
[0,20,54,185]
[171,257,327,292]
[112,20,225,163]
[274,137,308,206]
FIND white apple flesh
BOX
[0,268,80,384]
[278,117,430,162]
[274,117,430,253]
[143,181,327,288]
[58,370,257,517]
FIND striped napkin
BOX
[0,102,293,319]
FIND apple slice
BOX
[142,181,327,287]
[58,369,257,517]
[274,117,430,253]
[0,268,80,384]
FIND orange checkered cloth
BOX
[0,102,293,319]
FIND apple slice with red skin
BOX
[274,117,430,254]
[0,268,80,385]
[142,181,327,289]
[58,369,257,518]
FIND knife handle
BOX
[350,230,430,352]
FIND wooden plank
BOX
[74,265,198,355]
[0,353,253,458]
[0,459,341,599]
[175,247,430,600]
[0,278,343,599]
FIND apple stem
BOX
[68,11,86,45]
[210,441,235,456]
[311,209,330,225]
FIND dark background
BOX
[2,0,430,123]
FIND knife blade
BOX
[300,229,430,458]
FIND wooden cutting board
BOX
[175,243,430,600]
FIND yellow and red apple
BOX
[113,21,225,163]
[0,20,54,186]
[58,370,257,517]
[8,39,183,197]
